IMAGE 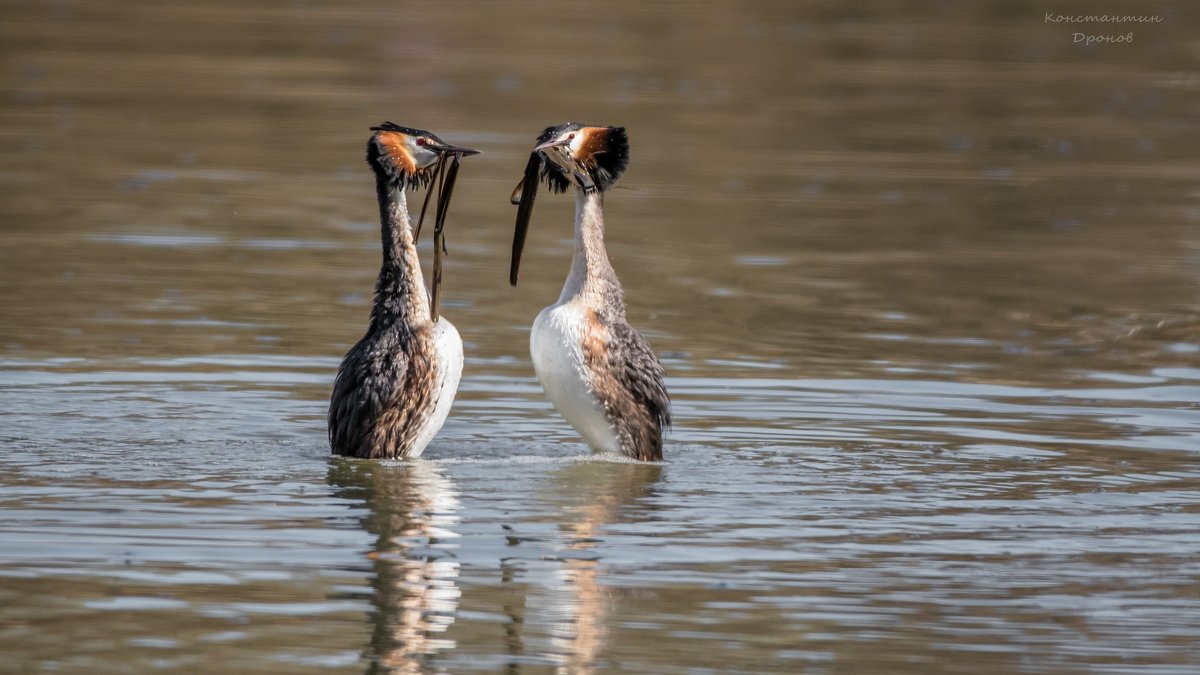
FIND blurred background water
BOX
[2,1,1199,673]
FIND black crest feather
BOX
[370,121,427,136]
[582,124,629,192]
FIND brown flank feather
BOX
[580,309,668,462]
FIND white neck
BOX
[558,190,617,304]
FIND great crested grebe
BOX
[509,123,670,461]
[329,123,478,459]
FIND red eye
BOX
[416,138,427,146]
[567,133,575,141]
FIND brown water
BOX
[2,1,1199,673]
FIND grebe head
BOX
[366,123,478,322]
[508,123,629,285]
[367,122,479,190]
[531,123,629,194]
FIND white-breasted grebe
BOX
[510,123,670,461]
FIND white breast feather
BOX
[530,303,621,454]
[406,317,463,458]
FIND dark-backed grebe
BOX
[329,123,477,459]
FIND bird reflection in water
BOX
[328,459,461,674]
[530,461,662,674]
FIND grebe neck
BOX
[558,189,622,311]
[371,179,431,330]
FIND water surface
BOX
[2,1,1199,673]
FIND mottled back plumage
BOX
[328,277,438,459]
[328,123,473,459]
[582,307,671,461]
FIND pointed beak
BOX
[429,141,480,157]
[532,138,569,154]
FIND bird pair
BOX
[328,123,671,463]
